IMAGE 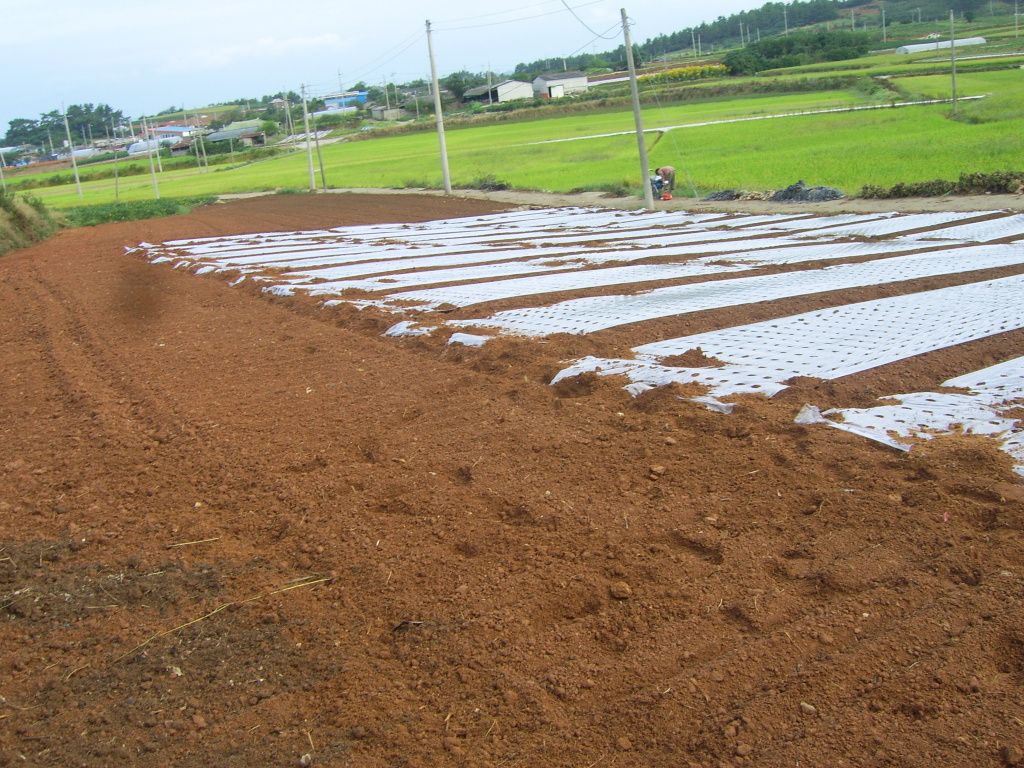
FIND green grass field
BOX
[20,59,1023,208]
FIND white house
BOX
[532,71,589,98]
[462,79,533,104]
[896,37,986,54]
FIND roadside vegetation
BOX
[59,196,218,227]
[0,191,58,257]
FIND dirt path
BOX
[2,193,1023,768]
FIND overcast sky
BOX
[5,0,768,129]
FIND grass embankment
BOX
[0,192,58,257]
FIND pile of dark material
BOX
[770,180,845,203]
[702,181,846,203]
[702,189,742,201]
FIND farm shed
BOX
[462,79,533,104]
[205,128,266,147]
[532,71,589,98]
[896,37,986,54]
[369,106,405,120]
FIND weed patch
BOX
[859,170,1024,198]
[59,196,218,227]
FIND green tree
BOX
[441,71,487,101]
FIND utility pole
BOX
[140,116,159,199]
[426,19,452,195]
[783,7,789,35]
[950,10,958,116]
[882,4,887,43]
[312,113,328,191]
[62,107,83,199]
[691,29,697,57]
[301,85,316,191]
[622,7,654,209]
[106,122,120,202]
[186,111,203,173]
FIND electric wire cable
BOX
[436,0,603,31]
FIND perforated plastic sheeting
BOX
[945,356,1024,405]
[795,211,985,239]
[266,245,588,283]
[729,213,894,231]
[457,244,1024,336]
[905,213,1024,243]
[380,241,927,310]
[809,356,1024,475]
[552,275,1024,399]
[383,262,750,309]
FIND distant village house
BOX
[532,71,589,99]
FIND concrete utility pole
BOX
[426,19,452,195]
[106,122,120,202]
[783,7,789,35]
[301,85,316,191]
[621,7,654,209]
[882,4,887,43]
[691,29,697,57]
[140,116,159,199]
[950,11,958,116]
[63,107,83,199]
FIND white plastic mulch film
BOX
[139,205,1024,471]
[798,356,1024,476]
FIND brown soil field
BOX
[2,192,1024,768]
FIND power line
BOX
[560,0,619,39]
[437,0,604,31]
[436,0,585,24]
[565,20,623,57]
[340,31,426,84]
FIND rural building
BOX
[220,119,264,133]
[150,125,193,141]
[896,37,986,54]
[311,106,358,119]
[324,91,368,109]
[205,128,266,147]
[462,79,533,104]
[532,71,589,98]
[369,106,405,120]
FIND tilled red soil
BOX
[2,193,1024,768]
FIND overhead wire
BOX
[435,0,588,24]
[564,20,622,58]
[435,0,604,31]
[560,0,619,39]
[340,30,427,85]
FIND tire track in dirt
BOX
[18,262,182,453]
